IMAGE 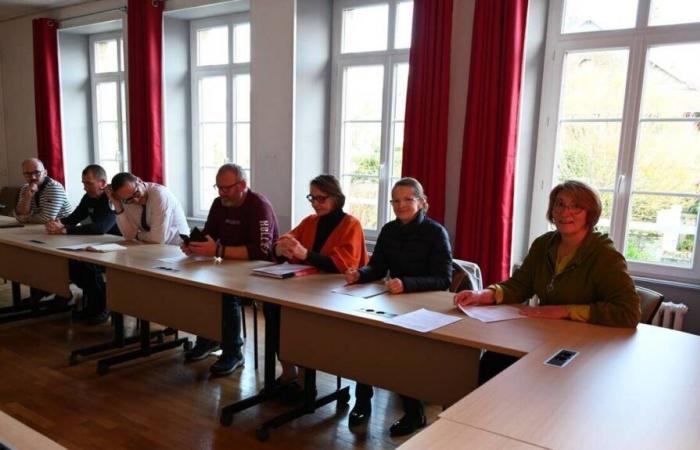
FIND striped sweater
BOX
[15,177,73,224]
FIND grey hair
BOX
[217,163,247,183]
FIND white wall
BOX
[250,0,295,232]
[0,0,125,188]
[444,0,476,242]
[293,0,332,226]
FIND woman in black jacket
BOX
[344,177,453,437]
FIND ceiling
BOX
[0,0,94,22]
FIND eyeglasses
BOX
[553,201,583,215]
[122,184,143,204]
[389,197,418,206]
[23,170,43,178]
[306,194,329,204]
[213,181,242,194]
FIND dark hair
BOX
[392,177,429,212]
[82,164,107,181]
[217,163,247,182]
[310,174,345,209]
[111,172,139,191]
[547,180,602,227]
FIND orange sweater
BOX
[286,213,368,273]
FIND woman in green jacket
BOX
[455,180,640,327]
[455,181,640,381]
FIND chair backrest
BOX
[0,187,20,217]
[450,259,483,293]
[636,286,664,325]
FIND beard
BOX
[220,197,237,208]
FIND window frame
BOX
[190,13,251,218]
[329,0,412,240]
[89,31,128,176]
[531,0,700,284]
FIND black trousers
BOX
[68,261,106,315]
[355,383,423,417]
[195,294,244,359]
[478,351,519,385]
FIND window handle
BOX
[616,174,626,196]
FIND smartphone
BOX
[189,227,207,243]
[179,234,191,245]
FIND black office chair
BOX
[636,286,663,325]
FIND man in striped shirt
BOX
[15,158,72,223]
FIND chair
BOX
[636,286,663,325]
[450,259,483,293]
[0,186,20,216]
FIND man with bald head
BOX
[15,158,72,223]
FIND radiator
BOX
[651,302,689,331]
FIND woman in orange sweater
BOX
[266,174,368,397]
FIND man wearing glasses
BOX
[106,172,188,245]
[15,158,72,223]
[181,163,279,376]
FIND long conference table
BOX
[0,220,699,449]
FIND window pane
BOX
[94,39,118,73]
[392,122,404,178]
[101,160,120,180]
[342,4,388,53]
[233,23,251,63]
[560,49,629,119]
[200,123,227,167]
[640,43,700,119]
[96,82,118,122]
[344,65,384,121]
[562,0,638,33]
[342,175,379,230]
[98,122,119,161]
[199,76,227,122]
[649,0,700,26]
[197,26,228,66]
[633,122,700,193]
[234,74,251,122]
[234,123,251,169]
[394,1,413,49]
[200,167,218,210]
[342,122,382,175]
[624,194,698,267]
[394,63,409,120]
[555,122,621,189]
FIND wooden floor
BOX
[0,281,439,450]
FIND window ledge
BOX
[632,275,700,292]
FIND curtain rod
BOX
[58,6,127,24]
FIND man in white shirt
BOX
[106,172,188,245]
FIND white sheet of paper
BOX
[157,255,212,263]
[86,243,127,252]
[459,304,525,323]
[332,283,388,299]
[57,243,99,251]
[388,308,462,333]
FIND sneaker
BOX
[185,340,220,362]
[86,309,111,326]
[209,354,244,376]
[389,413,426,437]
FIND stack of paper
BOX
[332,283,388,299]
[388,308,462,333]
[459,305,525,323]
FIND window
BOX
[190,15,251,217]
[330,0,413,237]
[532,0,700,283]
[89,32,127,179]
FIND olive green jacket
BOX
[499,231,641,328]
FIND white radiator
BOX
[651,302,688,331]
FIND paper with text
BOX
[459,305,525,322]
[332,283,388,299]
[388,308,462,333]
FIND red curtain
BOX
[454,0,528,285]
[32,18,65,186]
[127,0,164,183]
[401,0,453,223]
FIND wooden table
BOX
[0,410,66,450]
[437,324,700,450]
[399,418,546,450]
